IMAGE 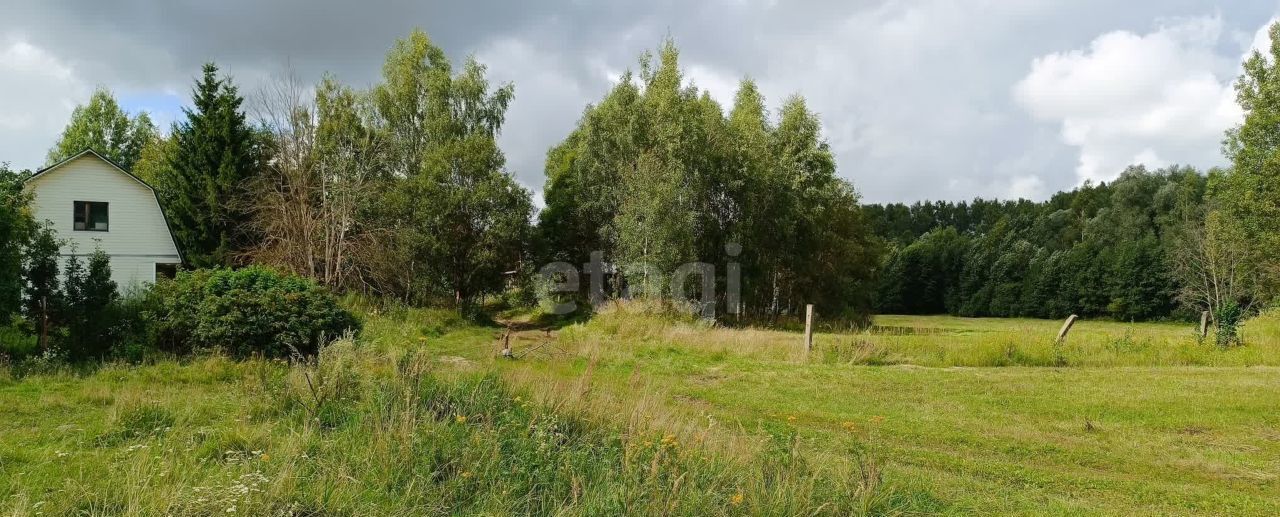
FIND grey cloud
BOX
[1,0,1277,202]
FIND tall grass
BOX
[1,330,906,515]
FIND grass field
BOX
[492,306,1280,514]
[3,305,1279,514]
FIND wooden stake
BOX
[38,296,48,353]
[1056,314,1078,344]
[501,326,513,358]
[804,304,815,354]
[1199,311,1210,339]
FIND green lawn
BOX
[3,306,1278,515]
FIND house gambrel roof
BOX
[25,148,185,263]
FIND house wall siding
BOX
[25,155,181,290]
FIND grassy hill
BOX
[3,304,1279,514]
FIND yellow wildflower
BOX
[455,414,468,424]
[841,421,858,432]
[730,491,744,506]
[260,453,271,462]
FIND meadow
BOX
[3,304,1279,515]
[490,306,1280,514]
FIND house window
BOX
[155,263,178,280]
[73,201,109,231]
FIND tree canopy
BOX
[868,166,1207,321]
[538,40,879,321]
[47,88,157,170]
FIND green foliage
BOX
[146,267,360,358]
[538,40,878,320]
[60,249,120,362]
[1217,20,1280,301]
[870,165,1201,320]
[878,227,968,314]
[46,88,157,170]
[1214,301,1245,348]
[0,165,33,319]
[17,240,132,362]
[21,223,61,326]
[374,30,532,310]
[0,316,37,361]
[130,136,175,194]
[159,63,263,268]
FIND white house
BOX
[23,149,182,292]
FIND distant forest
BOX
[864,165,1210,321]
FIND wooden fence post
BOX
[500,326,513,358]
[38,296,48,353]
[804,304,815,354]
[1199,311,1210,339]
[1056,314,1078,344]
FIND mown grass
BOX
[561,309,1280,368]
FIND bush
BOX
[146,267,360,358]
[61,249,120,362]
[0,315,37,361]
[1214,301,1246,348]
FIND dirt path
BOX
[493,316,567,359]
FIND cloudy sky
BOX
[2,1,1277,204]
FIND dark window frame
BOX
[73,201,109,232]
[155,263,178,280]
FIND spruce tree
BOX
[161,63,260,267]
[63,248,118,361]
[22,224,62,327]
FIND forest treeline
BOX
[865,165,1208,321]
[7,23,1280,336]
[863,21,1280,334]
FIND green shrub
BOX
[61,249,120,362]
[146,267,360,358]
[0,316,37,361]
[1215,301,1246,348]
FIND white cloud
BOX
[685,64,739,107]
[0,36,90,170]
[1245,17,1276,58]
[1014,15,1246,183]
[1004,175,1047,200]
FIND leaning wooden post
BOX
[1056,314,1078,344]
[804,304,815,354]
[500,326,513,359]
[1199,311,1210,339]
